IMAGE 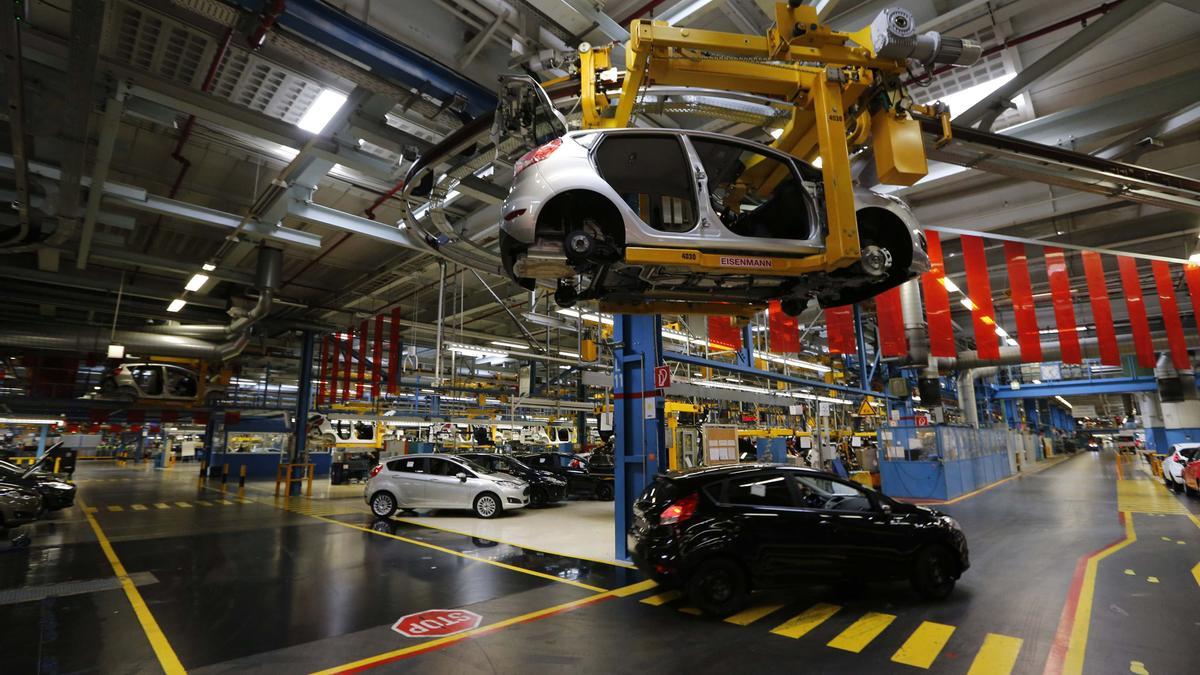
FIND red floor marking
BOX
[1043,511,1128,675]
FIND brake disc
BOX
[860,245,893,276]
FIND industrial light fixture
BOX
[0,417,64,425]
[167,298,187,313]
[555,307,615,326]
[201,262,216,272]
[107,344,125,359]
[1055,396,1073,409]
[941,278,961,293]
[490,341,529,350]
[959,297,976,311]
[660,0,715,25]
[1189,252,1200,266]
[184,273,210,292]
[297,88,348,133]
[447,342,508,360]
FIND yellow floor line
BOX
[612,579,657,597]
[640,590,682,606]
[1062,512,1137,674]
[131,504,148,511]
[107,505,124,512]
[154,503,170,509]
[195,500,213,506]
[724,602,786,626]
[392,517,639,569]
[78,498,185,674]
[307,514,606,593]
[827,611,896,653]
[966,633,1023,675]
[174,502,192,508]
[891,620,956,669]
[770,603,841,639]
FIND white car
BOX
[499,125,929,315]
[365,453,529,519]
[1161,443,1200,491]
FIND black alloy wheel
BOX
[529,486,548,507]
[687,558,749,617]
[910,545,957,600]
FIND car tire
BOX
[369,491,397,518]
[473,492,502,519]
[595,482,614,501]
[687,558,749,618]
[529,486,548,507]
[910,545,957,601]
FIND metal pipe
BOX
[434,261,447,384]
[958,366,999,427]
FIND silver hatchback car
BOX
[500,127,929,315]
[365,453,529,519]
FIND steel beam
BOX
[992,377,1158,399]
[955,0,1160,129]
[1094,102,1200,160]
[664,350,887,399]
[286,195,420,248]
[559,0,631,41]
[77,92,126,269]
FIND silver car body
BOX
[500,128,929,308]
[0,482,42,530]
[1162,442,1200,486]
[365,453,529,512]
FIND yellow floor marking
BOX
[1146,576,1159,584]
[678,606,702,615]
[724,602,786,626]
[1192,562,1200,588]
[174,502,192,508]
[195,500,213,506]
[1161,536,1172,541]
[1063,512,1137,674]
[131,504,148,511]
[312,579,648,675]
[966,633,1023,675]
[827,611,896,653]
[770,603,841,639]
[78,498,185,675]
[640,590,682,606]
[1117,480,1189,514]
[106,505,124,512]
[84,507,98,513]
[612,580,657,597]
[392,516,639,569]
[1123,569,1135,575]
[1176,540,1185,545]
[307,514,606,593]
[1130,660,1149,674]
[891,621,956,668]
[218,499,234,505]
[155,503,170,509]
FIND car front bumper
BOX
[498,484,530,509]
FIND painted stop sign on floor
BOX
[392,609,482,638]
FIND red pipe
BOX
[913,1,1123,86]
[617,0,672,26]
[364,180,404,221]
[166,28,234,198]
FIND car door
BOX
[794,474,908,576]
[719,471,836,587]
[386,457,429,507]
[424,458,472,509]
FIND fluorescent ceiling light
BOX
[201,263,216,272]
[448,342,508,359]
[107,344,125,359]
[0,417,63,425]
[941,278,960,293]
[297,89,348,133]
[184,273,210,292]
[994,327,1009,338]
[938,73,1018,120]
[555,308,614,326]
[959,297,976,311]
[559,351,580,358]
[1006,338,1018,346]
[661,0,715,25]
[1189,252,1200,266]
[1055,396,1073,410]
[490,341,528,350]
[167,298,187,313]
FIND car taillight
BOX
[369,465,383,478]
[659,492,699,525]
[513,138,562,176]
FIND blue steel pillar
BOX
[290,331,316,495]
[738,323,754,367]
[36,425,48,459]
[613,314,664,560]
[853,304,868,387]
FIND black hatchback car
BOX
[458,453,568,506]
[628,464,969,616]
[0,455,76,511]
[519,452,615,500]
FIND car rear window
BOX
[726,474,793,507]
[388,457,426,473]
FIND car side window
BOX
[792,475,875,512]
[726,474,795,508]
[131,366,163,396]
[595,134,697,233]
[389,457,426,473]
[430,459,472,478]
[688,137,816,241]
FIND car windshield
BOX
[502,457,532,472]
[453,457,492,475]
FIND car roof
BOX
[662,463,833,483]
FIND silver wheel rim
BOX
[372,494,392,515]
[478,496,497,517]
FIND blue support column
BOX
[291,331,316,495]
[613,314,664,560]
[36,425,48,459]
[853,304,868,387]
[738,323,754,367]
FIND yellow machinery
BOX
[575,2,964,290]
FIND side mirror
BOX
[879,503,893,518]
[456,472,468,482]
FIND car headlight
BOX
[942,516,962,531]
[496,480,522,489]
